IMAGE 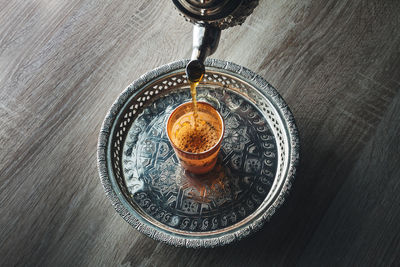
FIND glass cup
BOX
[166,101,224,175]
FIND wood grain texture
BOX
[0,0,399,266]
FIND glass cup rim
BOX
[166,101,225,156]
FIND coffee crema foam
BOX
[172,113,219,153]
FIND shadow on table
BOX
[122,72,399,266]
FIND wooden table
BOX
[1,0,399,266]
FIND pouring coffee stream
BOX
[175,0,259,129]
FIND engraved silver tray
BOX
[97,59,299,248]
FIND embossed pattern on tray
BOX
[123,88,278,232]
[97,59,299,248]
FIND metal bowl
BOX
[97,59,299,248]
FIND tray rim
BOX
[97,58,300,248]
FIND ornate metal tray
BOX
[97,59,299,248]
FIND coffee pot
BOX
[172,0,259,81]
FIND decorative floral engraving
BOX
[123,88,277,232]
[98,59,299,248]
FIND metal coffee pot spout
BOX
[172,0,259,81]
[185,24,220,82]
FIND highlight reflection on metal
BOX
[173,0,259,29]
[97,59,300,248]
